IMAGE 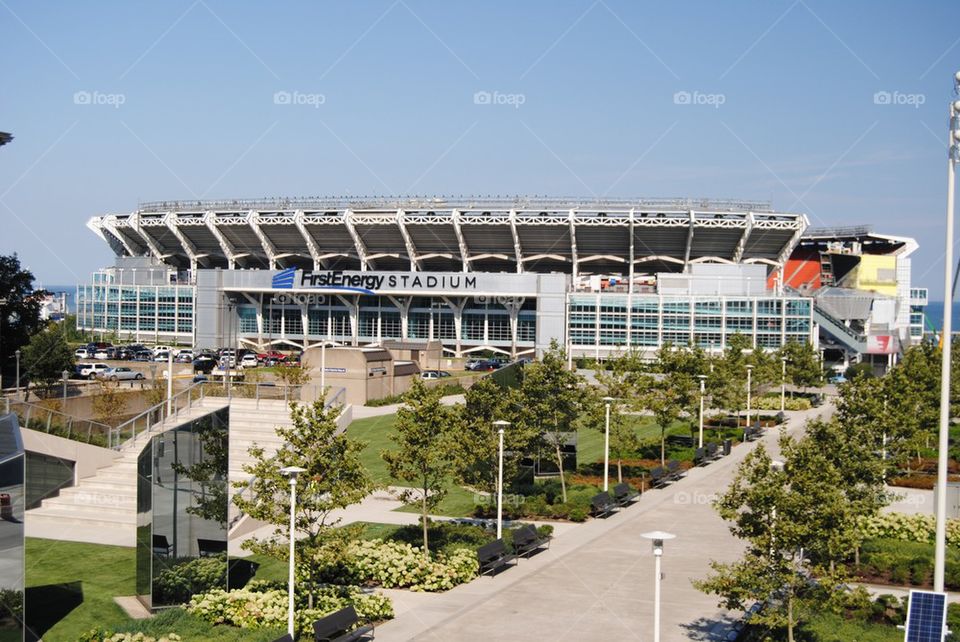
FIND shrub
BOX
[153,555,227,605]
[754,395,811,411]
[342,539,478,592]
[77,631,182,642]
[858,512,960,546]
[187,586,392,630]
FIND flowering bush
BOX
[858,512,960,546]
[186,585,393,630]
[153,555,227,605]
[77,631,182,642]
[754,395,811,411]
[344,539,478,591]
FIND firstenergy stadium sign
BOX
[271,268,478,295]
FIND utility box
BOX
[933,482,960,519]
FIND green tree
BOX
[707,333,752,418]
[382,379,456,556]
[581,388,638,482]
[515,341,584,503]
[91,379,129,426]
[452,377,536,500]
[0,255,47,383]
[695,443,853,641]
[644,374,685,466]
[779,340,822,392]
[22,326,74,395]
[234,400,374,553]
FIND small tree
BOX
[91,380,128,426]
[581,388,638,483]
[695,443,853,641]
[645,375,684,466]
[515,341,584,503]
[22,326,74,396]
[382,379,456,556]
[234,400,374,553]
[779,340,821,392]
[452,378,536,501]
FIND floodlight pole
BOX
[603,397,613,491]
[697,375,707,448]
[780,357,788,412]
[281,466,306,637]
[166,350,173,415]
[745,365,754,427]
[935,76,960,593]
[493,420,510,539]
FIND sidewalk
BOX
[374,402,833,641]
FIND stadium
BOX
[79,196,926,370]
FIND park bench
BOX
[650,466,671,488]
[705,442,720,461]
[512,524,551,557]
[152,534,172,558]
[775,411,787,424]
[313,605,374,642]
[613,482,640,506]
[198,538,227,557]
[272,636,294,642]
[694,447,708,466]
[743,425,759,441]
[590,491,619,518]
[666,434,695,447]
[666,459,684,481]
[477,539,517,576]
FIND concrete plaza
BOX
[375,403,834,642]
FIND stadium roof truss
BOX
[87,198,808,276]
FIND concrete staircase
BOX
[25,401,227,547]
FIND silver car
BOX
[99,366,145,381]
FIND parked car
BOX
[78,363,110,379]
[175,352,194,363]
[133,350,154,361]
[420,370,451,380]
[153,351,171,362]
[152,345,173,356]
[828,374,846,384]
[93,348,115,360]
[239,354,259,369]
[192,374,209,383]
[464,359,483,371]
[74,348,90,359]
[192,356,217,374]
[474,360,501,371]
[98,366,144,381]
[219,355,236,369]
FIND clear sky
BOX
[1,1,957,297]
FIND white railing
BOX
[110,382,207,450]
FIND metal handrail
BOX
[110,381,206,450]
[7,399,113,447]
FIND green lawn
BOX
[575,414,693,464]
[24,538,284,642]
[743,611,901,642]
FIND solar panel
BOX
[905,590,947,642]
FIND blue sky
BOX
[1,1,957,297]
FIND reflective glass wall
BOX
[0,414,24,641]
[137,408,229,610]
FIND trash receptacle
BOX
[722,439,732,456]
[0,493,12,520]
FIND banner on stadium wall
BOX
[866,335,898,354]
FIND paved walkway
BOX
[374,401,835,642]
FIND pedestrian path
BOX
[374,402,834,642]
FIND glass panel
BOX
[139,408,229,610]
[0,415,24,640]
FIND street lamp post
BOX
[745,365,754,427]
[697,375,707,448]
[280,466,306,638]
[321,341,327,401]
[14,350,20,401]
[935,72,960,593]
[493,420,511,539]
[602,397,614,491]
[641,530,676,642]
[780,357,788,412]
[62,370,69,407]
